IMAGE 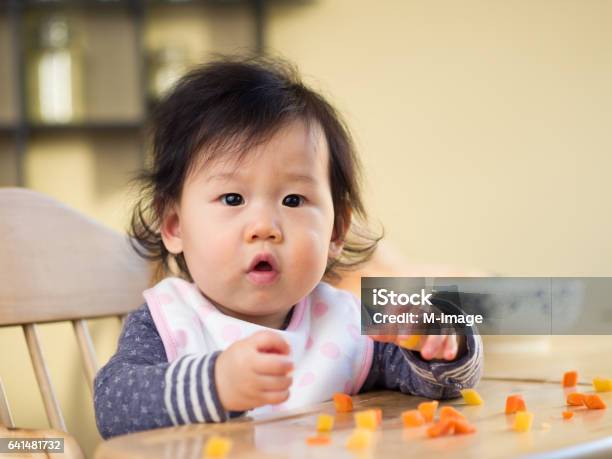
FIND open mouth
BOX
[253,261,273,272]
[247,255,280,286]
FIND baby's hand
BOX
[215,330,293,412]
[371,334,465,361]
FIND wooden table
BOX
[95,378,612,459]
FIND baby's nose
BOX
[245,219,283,243]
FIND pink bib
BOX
[144,277,373,416]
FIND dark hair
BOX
[129,55,383,284]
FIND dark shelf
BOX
[1,0,303,186]
[0,124,18,136]
[19,0,254,8]
[21,0,134,7]
[14,1,131,12]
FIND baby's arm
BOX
[359,334,483,399]
[93,305,234,439]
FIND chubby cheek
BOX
[181,218,237,286]
[289,226,330,286]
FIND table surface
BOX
[95,336,612,459]
[483,336,612,383]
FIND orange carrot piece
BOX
[373,408,383,425]
[453,419,477,435]
[505,394,527,414]
[402,410,425,427]
[439,406,466,421]
[583,394,607,410]
[426,418,454,438]
[418,400,439,423]
[333,393,353,412]
[306,435,331,446]
[563,371,578,388]
[566,392,586,406]
[562,411,574,420]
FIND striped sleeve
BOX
[163,352,227,425]
[359,335,484,399]
[94,304,234,439]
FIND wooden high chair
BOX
[0,188,151,458]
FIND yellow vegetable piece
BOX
[398,335,421,350]
[513,411,534,432]
[592,377,612,392]
[354,409,378,430]
[204,436,232,458]
[460,388,484,405]
[316,413,335,432]
[346,428,374,450]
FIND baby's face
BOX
[161,120,343,328]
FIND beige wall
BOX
[269,0,612,276]
[1,1,611,456]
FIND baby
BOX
[94,57,483,438]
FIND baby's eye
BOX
[220,193,244,206]
[282,194,304,207]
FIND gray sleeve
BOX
[93,304,234,439]
[359,334,483,399]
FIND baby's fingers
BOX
[252,352,293,376]
[251,330,291,355]
[443,335,458,360]
[256,374,293,392]
[420,335,446,360]
[259,390,290,405]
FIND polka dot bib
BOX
[144,277,374,417]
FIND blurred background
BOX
[1,0,611,456]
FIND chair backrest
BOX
[0,188,151,433]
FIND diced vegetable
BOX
[513,411,534,432]
[204,436,232,458]
[354,410,378,430]
[460,388,484,405]
[592,377,612,392]
[417,400,439,422]
[426,418,455,438]
[333,393,353,412]
[562,411,574,420]
[566,392,586,406]
[583,394,607,410]
[426,418,477,437]
[373,408,383,425]
[505,394,527,414]
[316,413,334,432]
[398,335,421,350]
[401,409,425,427]
[562,371,578,388]
[453,419,477,434]
[439,406,466,421]
[306,435,331,446]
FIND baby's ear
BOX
[160,204,183,254]
[329,209,352,259]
